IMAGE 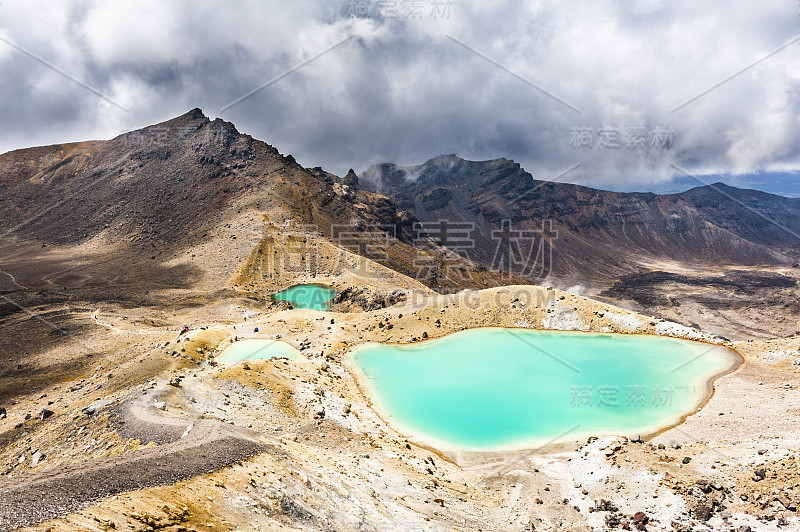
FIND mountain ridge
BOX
[359,155,800,282]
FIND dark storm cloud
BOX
[0,0,798,189]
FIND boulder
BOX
[31,451,45,467]
[82,399,113,416]
[692,504,712,521]
[632,511,649,530]
[594,499,618,512]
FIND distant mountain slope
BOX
[360,155,800,282]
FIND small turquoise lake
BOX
[272,284,337,311]
[218,339,302,363]
[351,328,740,451]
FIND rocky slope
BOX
[360,156,800,284]
[0,111,511,296]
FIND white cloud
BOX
[0,0,798,189]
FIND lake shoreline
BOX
[346,326,743,458]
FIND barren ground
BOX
[1,220,799,532]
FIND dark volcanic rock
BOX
[419,186,452,210]
[632,511,649,530]
[692,504,713,521]
[342,168,359,189]
[331,287,406,312]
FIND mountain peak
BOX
[343,168,359,189]
[420,154,515,167]
[185,108,207,120]
[164,108,210,126]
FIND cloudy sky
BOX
[1,0,799,193]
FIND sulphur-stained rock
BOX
[695,479,712,493]
[776,494,797,511]
[93,516,116,531]
[671,521,693,532]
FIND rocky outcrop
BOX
[331,286,407,312]
[342,168,359,190]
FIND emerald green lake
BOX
[218,339,302,363]
[272,284,337,311]
[351,328,740,451]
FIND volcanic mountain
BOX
[360,155,800,285]
[0,110,514,299]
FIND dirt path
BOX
[91,309,123,334]
[0,269,27,291]
[0,395,270,531]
